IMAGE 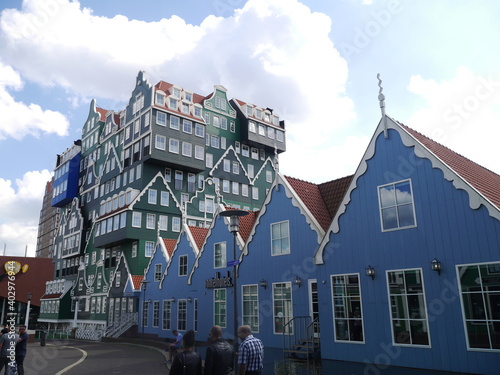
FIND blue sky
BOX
[1,0,499,256]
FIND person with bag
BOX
[169,330,202,375]
[204,325,234,375]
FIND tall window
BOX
[178,300,187,331]
[132,212,142,228]
[214,289,226,328]
[142,301,149,327]
[331,274,364,342]
[148,189,157,204]
[271,221,290,256]
[179,255,188,276]
[153,301,160,327]
[154,264,162,281]
[458,262,500,350]
[146,213,156,229]
[387,269,429,346]
[175,171,183,190]
[161,191,169,206]
[273,283,292,334]
[243,285,259,332]
[145,241,154,257]
[193,299,198,332]
[214,242,226,268]
[378,179,416,231]
[172,217,181,232]
[162,300,172,330]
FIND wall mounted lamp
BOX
[172,297,176,303]
[431,258,442,275]
[294,276,302,287]
[259,279,267,289]
[187,297,192,303]
[365,265,375,280]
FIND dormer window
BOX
[155,92,165,106]
[185,92,193,102]
[246,106,253,116]
[181,102,190,115]
[264,112,270,122]
[172,87,181,98]
[194,106,202,117]
[169,98,177,110]
[273,115,279,126]
[255,108,262,119]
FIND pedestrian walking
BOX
[169,330,202,375]
[237,325,263,375]
[204,325,234,375]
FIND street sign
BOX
[227,260,239,267]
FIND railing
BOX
[105,312,138,338]
[282,316,320,360]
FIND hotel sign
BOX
[205,271,233,289]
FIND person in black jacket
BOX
[170,330,202,375]
[204,325,234,375]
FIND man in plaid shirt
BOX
[237,325,264,375]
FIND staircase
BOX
[105,312,138,338]
[282,316,320,360]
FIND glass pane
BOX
[407,295,426,319]
[489,321,500,349]
[379,185,396,208]
[395,181,412,204]
[335,319,348,340]
[393,320,410,344]
[459,265,482,292]
[480,264,500,291]
[389,272,405,294]
[464,293,486,320]
[410,320,429,345]
[405,270,422,293]
[382,207,398,230]
[487,293,500,320]
[391,295,408,319]
[334,304,346,319]
[398,203,415,227]
[466,321,490,349]
[280,222,289,237]
[271,223,280,238]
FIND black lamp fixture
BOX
[172,297,176,303]
[294,276,302,287]
[259,279,267,289]
[431,258,442,275]
[365,265,375,280]
[187,297,192,303]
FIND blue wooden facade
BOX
[136,115,499,374]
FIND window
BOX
[169,97,177,109]
[169,139,179,154]
[266,170,273,183]
[273,282,293,334]
[194,299,198,332]
[230,121,235,133]
[115,271,121,287]
[175,170,183,190]
[251,148,258,160]
[243,285,259,332]
[155,92,165,105]
[153,301,160,327]
[211,135,219,148]
[178,300,187,331]
[162,300,172,330]
[223,180,230,193]
[232,182,239,195]
[159,215,168,231]
[276,130,284,142]
[206,153,213,168]
[232,161,239,174]
[188,173,195,193]
[182,142,192,157]
[213,115,220,128]
[242,184,249,197]
[458,262,500,350]
[154,264,162,282]
[145,241,154,257]
[387,269,429,346]
[161,191,170,206]
[148,189,157,204]
[183,119,192,134]
[172,217,181,232]
[132,242,137,258]
[195,123,205,137]
[157,112,166,126]
[155,135,166,150]
[165,168,172,182]
[132,212,142,228]
[195,145,204,160]
[146,213,156,229]
[242,145,250,157]
[214,289,226,328]
[179,255,188,276]
[331,274,364,342]
[249,121,256,133]
[223,159,230,172]
[214,242,226,268]
[252,187,259,200]
[170,116,180,130]
[271,221,290,256]
[181,102,190,115]
[142,301,149,327]
[221,117,227,130]
[378,179,416,231]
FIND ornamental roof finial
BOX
[377,73,388,138]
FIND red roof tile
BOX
[189,226,209,249]
[96,107,108,122]
[285,176,332,231]
[239,211,258,243]
[162,238,177,258]
[131,275,144,290]
[400,123,500,209]
[318,175,354,218]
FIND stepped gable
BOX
[399,122,500,209]
[285,176,332,231]
[162,238,177,257]
[189,226,209,249]
[318,175,354,218]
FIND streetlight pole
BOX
[219,209,249,375]
[25,292,32,329]
[141,280,149,340]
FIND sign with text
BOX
[227,259,239,267]
[205,271,233,289]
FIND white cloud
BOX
[0,0,356,182]
[0,169,52,256]
[406,67,500,174]
[0,61,69,140]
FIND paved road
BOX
[23,340,168,375]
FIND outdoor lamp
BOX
[294,276,302,287]
[431,258,442,275]
[365,265,375,280]
[259,279,267,289]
